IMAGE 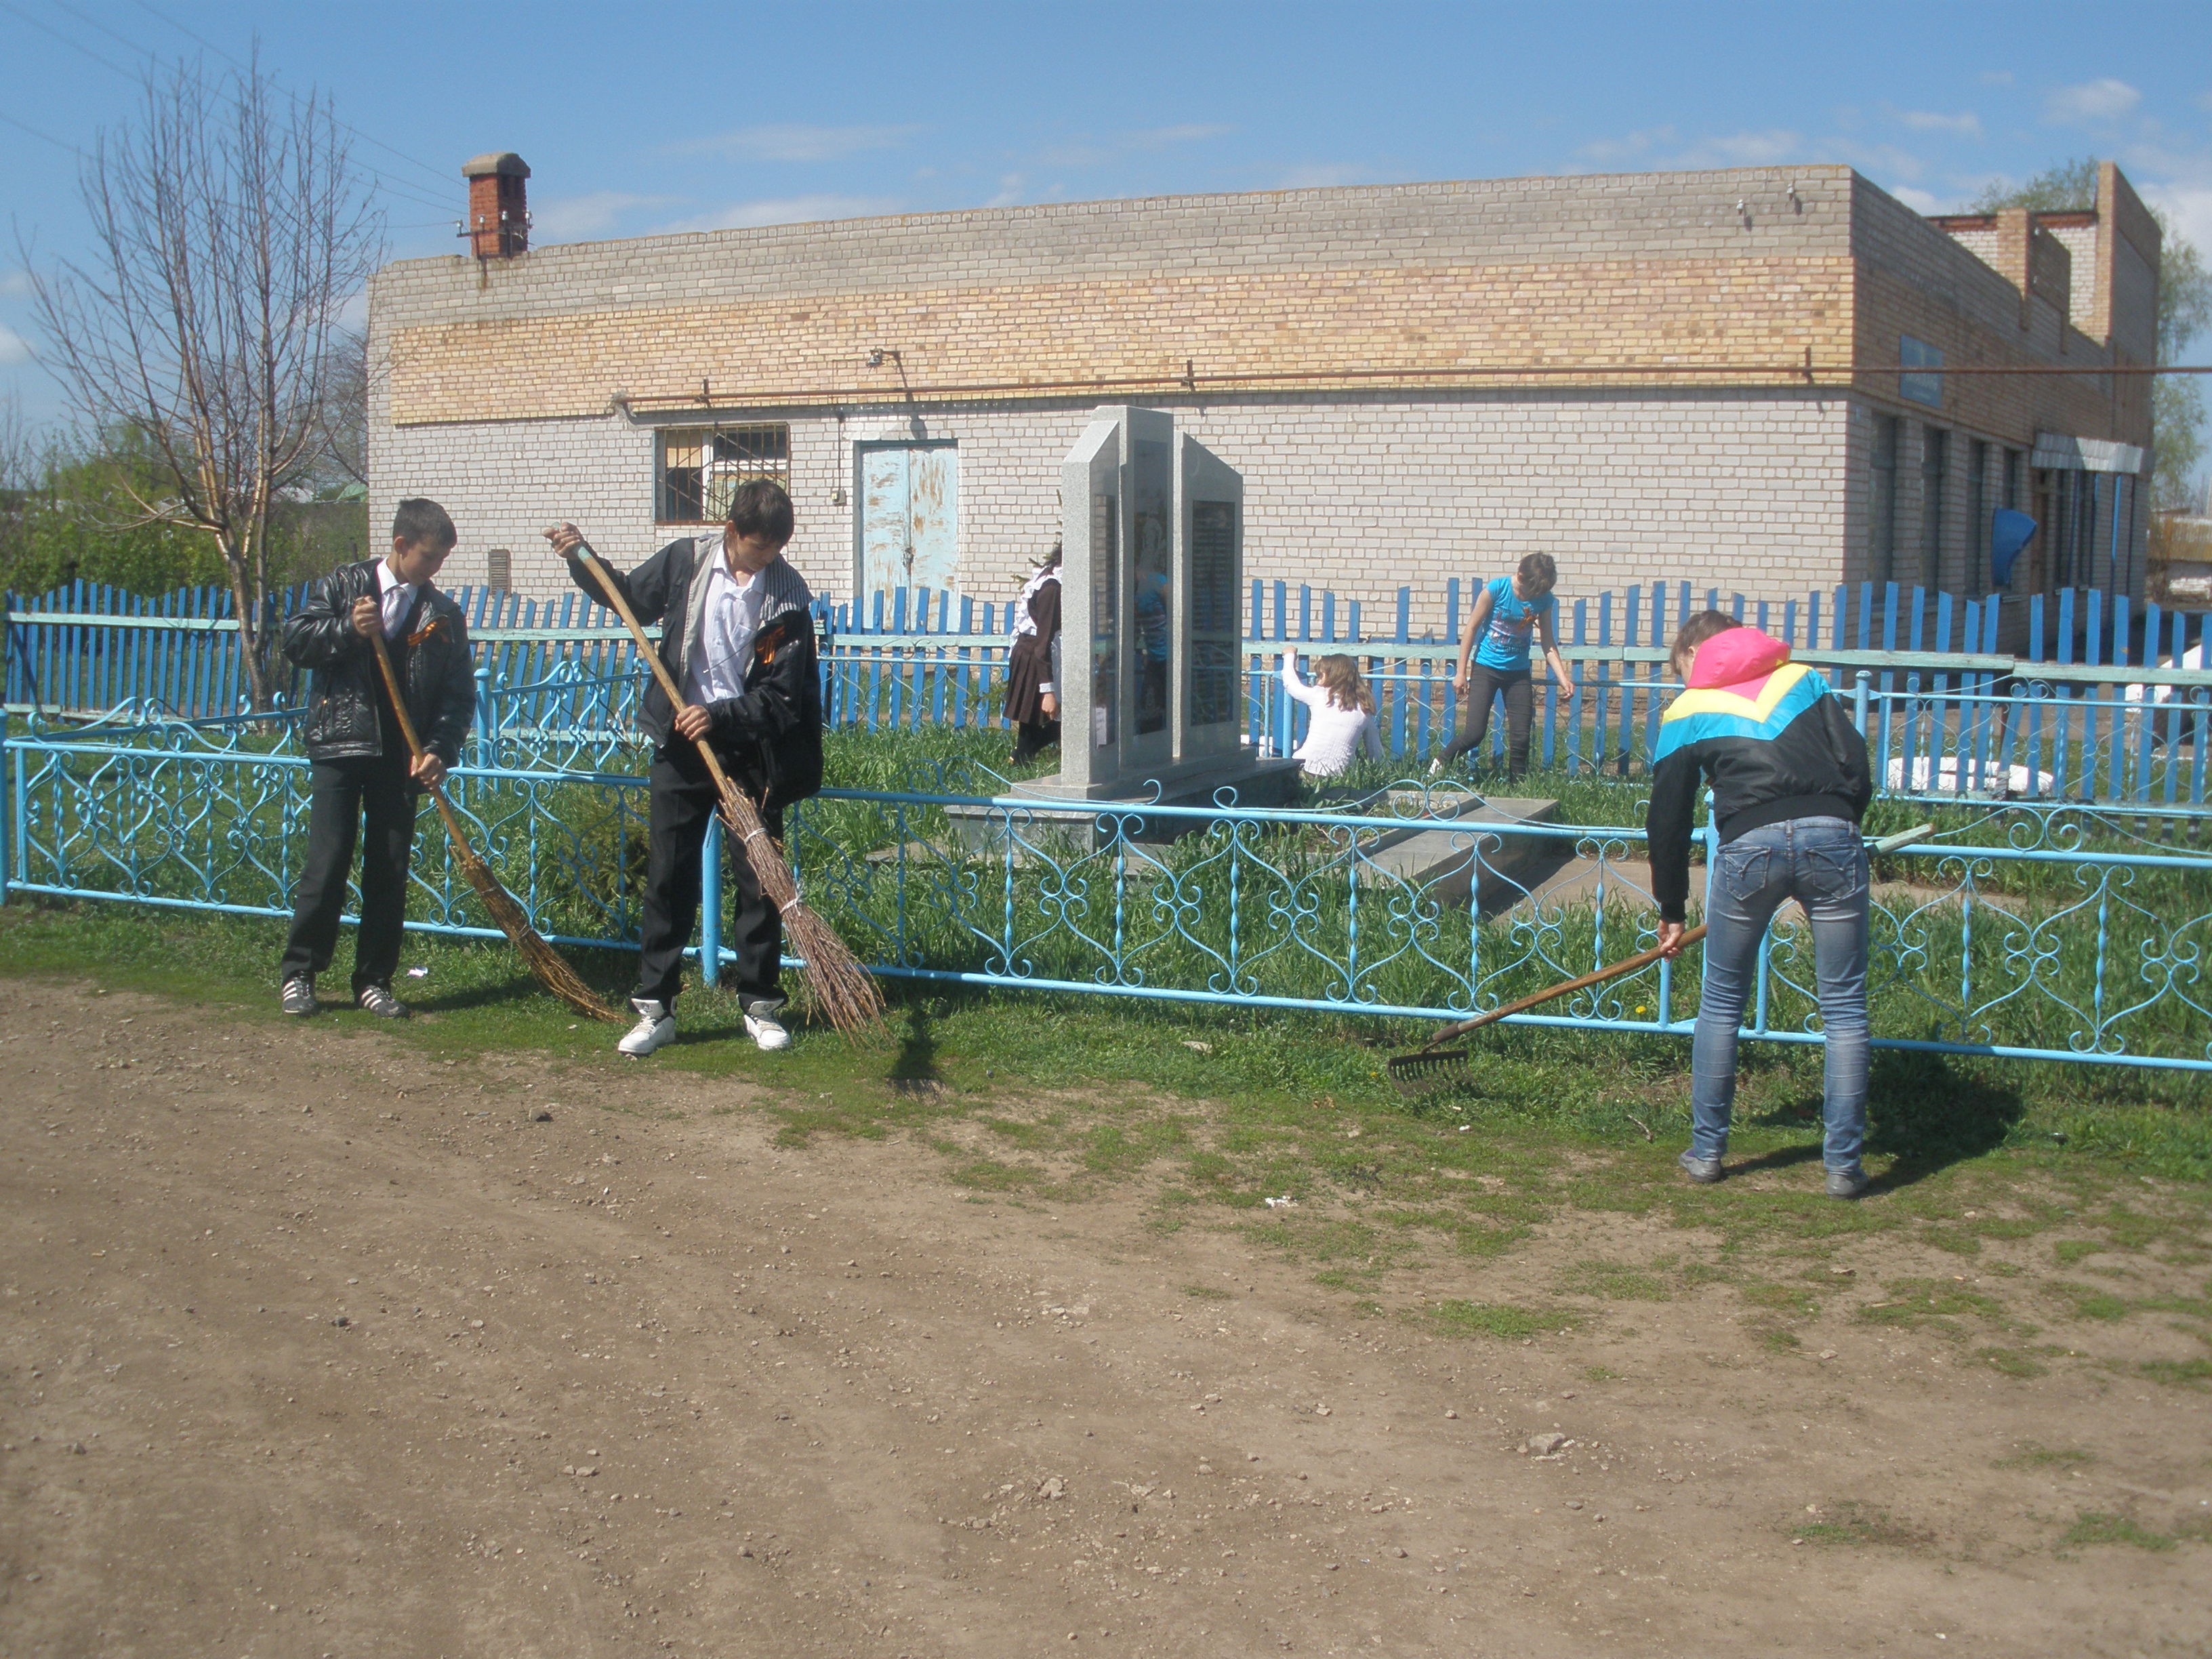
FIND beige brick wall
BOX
[365,164,2152,626]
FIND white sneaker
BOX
[743,1001,792,1052]
[618,998,675,1057]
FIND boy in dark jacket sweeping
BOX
[278,497,476,1019]
[543,479,822,1055]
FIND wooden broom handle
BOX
[1422,924,1708,1050]
[364,619,476,848]
[569,546,746,803]
[365,623,428,761]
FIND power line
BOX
[121,0,459,195]
[0,0,137,79]
[0,108,89,159]
[7,0,457,216]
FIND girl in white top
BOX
[1280,652,1385,778]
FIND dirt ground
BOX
[2,979,2208,1659]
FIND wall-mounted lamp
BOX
[866,348,902,369]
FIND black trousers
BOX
[635,743,783,1009]
[1011,717,1061,762]
[279,749,419,993]
[1438,664,1535,775]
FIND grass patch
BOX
[1740,1281,1821,1318]
[2140,1358,2212,1389]
[1793,1500,1935,1549]
[1856,1277,2008,1334]
[1429,1300,1582,1339]
[1975,1347,2051,1379]
[1181,1284,1232,1301]
[1583,1365,1622,1382]
[1995,1443,2093,1469]
[2062,1511,2176,1553]
[2051,1282,2133,1322]
[1555,1260,1673,1300]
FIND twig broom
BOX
[570,546,887,1038]
[365,626,623,1024]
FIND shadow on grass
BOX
[887,998,944,1094]
[1868,1051,2026,1189]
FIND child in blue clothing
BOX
[1435,552,1570,780]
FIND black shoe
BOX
[356,984,409,1019]
[280,977,317,1017]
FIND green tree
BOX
[1970,158,2211,509]
[0,431,226,598]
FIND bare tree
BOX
[26,54,384,708]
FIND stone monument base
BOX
[943,753,1305,853]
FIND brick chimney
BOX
[461,152,530,259]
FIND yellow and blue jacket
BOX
[1645,628,1870,921]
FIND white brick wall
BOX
[369,390,1858,634]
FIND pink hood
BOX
[1687,628,1792,691]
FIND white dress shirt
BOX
[375,559,421,640]
[684,556,766,705]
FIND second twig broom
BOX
[365,626,622,1024]
[569,544,887,1038]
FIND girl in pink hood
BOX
[1647,612,1874,1198]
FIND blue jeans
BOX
[1689,817,1870,1172]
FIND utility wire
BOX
[9,0,457,216]
[121,0,460,195]
[0,108,90,158]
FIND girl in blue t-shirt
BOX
[1434,552,1569,780]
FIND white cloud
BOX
[1835,141,1928,183]
[0,323,33,365]
[1895,108,1984,140]
[2141,181,2212,264]
[0,269,32,298]
[1038,123,1232,168]
[1273,163,1369,190]
[1887,185,1942,213]
[534,191,686,240]
[671,124,922,163]
[2045,78,2142,125]
[651,195,903,234]
[1576,125,1677,165]
[1574,126,1801,171]
[1675,129,1803,167]
[985,173,1026,208]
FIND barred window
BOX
[657,424,790,523]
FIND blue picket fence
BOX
[9,575,2212,807]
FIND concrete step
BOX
[1353,796,1565,912]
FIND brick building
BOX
[366,158,2158,630]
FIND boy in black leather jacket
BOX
[277,498,476,1019]
[544,479,822,1054]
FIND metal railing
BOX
[13,575,2209,811]
[5,710,2209,1073]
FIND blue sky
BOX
[4,0,2211,428]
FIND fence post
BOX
[1853,669,1870,737]
[473,666,493,761]
[699,818,723,987]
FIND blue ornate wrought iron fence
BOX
[5,711,2209,1073]
[8,576,2211,808]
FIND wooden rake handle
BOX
[1419,924,1708,1052]
[364,621,474,848]
[567,545,749,811]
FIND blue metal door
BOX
[858,442,959,597]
